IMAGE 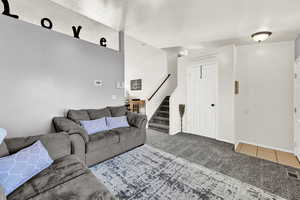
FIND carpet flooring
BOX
[146,129,300,200]
[91,145,286,200]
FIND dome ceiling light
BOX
[251,31,272,42]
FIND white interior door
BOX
[295,62,300,158]
[187,63,217,139]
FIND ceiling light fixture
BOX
[251,31,272,42]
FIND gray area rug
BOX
[90,145,286,200]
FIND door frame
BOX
[294,58,300,159]
[186,59,219,140]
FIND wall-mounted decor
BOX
[131,79,142,91]
[72,25,82,39]
[1,0,108,47]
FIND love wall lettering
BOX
[1,0,107,47]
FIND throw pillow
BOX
[106,116,130,130]
[80,117,109,135]
[0,129,7,145]
[0,141,53,195]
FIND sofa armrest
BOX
[0,186,6,200]
[53,117,89,143]
[69,134,86,164]
[4,133,71,161]
[127,112,147,129]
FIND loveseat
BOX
[0,133,115,200]
[53,106,147,167]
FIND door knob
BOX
[211,104,215,107]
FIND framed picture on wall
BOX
[131,79,142,91]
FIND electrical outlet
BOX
[116,82,124,89]
[94,80,103,87]
[112,95,117,100]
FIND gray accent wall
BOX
[0,15,124,138]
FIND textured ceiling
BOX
[50,0,300,48]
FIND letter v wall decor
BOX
[1,0,111,48]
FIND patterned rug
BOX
[90,145,286,200]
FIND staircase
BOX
[148,96,170,133]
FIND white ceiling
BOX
[50,0,300,48]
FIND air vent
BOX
[287,170,299,179]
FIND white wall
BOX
[235,41,294,151]
[124,36,169,118]
[163,48,180,94]
[170,46,236,144]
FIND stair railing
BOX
[148,74,171,101]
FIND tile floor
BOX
[236,143,300,169]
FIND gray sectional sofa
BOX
[0,133,115,200]
[53,106,147,167]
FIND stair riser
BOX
[157,113,169,118]
[151,119,169,125]
[159,107,169,111]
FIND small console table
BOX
[128,100,146,114]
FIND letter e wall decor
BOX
[100,37,107,47]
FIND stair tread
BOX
[149,123,169,129]
[153,116,169,121]
[161,105,169,108]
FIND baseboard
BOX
[216,137,234,145]
[237,140,294,154]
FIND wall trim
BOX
[236,140,294,154]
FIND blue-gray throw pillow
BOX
[106,116,130,130]
[80,117,109,135]
[0,129,7,145]
[0,140,53,195]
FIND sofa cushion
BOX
[4,133,71,161]
[7,155,115,200]
[0,143,9,158]
[87,131,120,153]
[67,110,90,124]
[0,141,53,195]
[113,127,140,142]
[108,106,127,117]
[88,108,111,120]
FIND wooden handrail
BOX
[148,74,171,101]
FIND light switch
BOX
[112,95,117,100]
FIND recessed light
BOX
[251,31,272,42]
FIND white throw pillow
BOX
[0,129,7,145]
